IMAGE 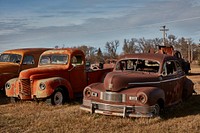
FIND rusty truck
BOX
[5,48,112,105]
[0,48,50,93]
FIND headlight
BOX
[5,83,11,89]
[39,82,46,90]
[84,87,91,97]
[137,93,147,104]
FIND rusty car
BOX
[0,48,50,93]
[80,53,194,117]
[5,48,112,105]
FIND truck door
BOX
[69,55,87,94]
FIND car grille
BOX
[100,92,126,102]
[19,79,31,96]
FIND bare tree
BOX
[122,38,138,54]
[168,34,177,45]
[137,38,158,53]
[105,40,119,58]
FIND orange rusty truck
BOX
[5,48,112,105]
[0,48,50,93]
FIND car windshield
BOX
[0,54,22,63]
[116,58,160,73]
[40,54,68,65]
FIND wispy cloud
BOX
[0,0,199,52]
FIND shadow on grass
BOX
[188,72,200,76]
[0,92,10,105]
[160,94,200,119]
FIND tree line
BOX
[55,35,200,64]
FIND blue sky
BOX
[0,0,200,53]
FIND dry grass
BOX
[1,64,200,133]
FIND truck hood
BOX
[0,62,19,74]
[19,65,68,79]
[104,71,160,92]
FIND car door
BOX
[161,60,178,106]
[174,60,185,101]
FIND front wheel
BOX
[51,89,65,105]
[10,97,20,103]
[152,104,160,116]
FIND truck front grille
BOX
[20,79,31,96]
[100,92,126,102]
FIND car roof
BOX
[118,53,177,63]
[3,48,50,55]
[41,48,84,56]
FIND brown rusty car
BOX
[80,53,194,117]
[0,48,50,92]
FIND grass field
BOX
[1,65,200,133]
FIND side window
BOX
[127,60,135,70]
[23,55,35,65]
[71,55,83,66]
[162,60,176,75]
[116,60,126,70]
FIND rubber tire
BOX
[152,104,160,116]
[51,88,65,105]
[10,97,19,103]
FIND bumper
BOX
[80,99,156,118]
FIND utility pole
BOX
[160,25,169,46]
[186,39,190,62]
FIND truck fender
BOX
[37,77,74,99]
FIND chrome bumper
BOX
[80,99,156,118]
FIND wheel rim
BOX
[53,91,63,105]
[152,104,160,116]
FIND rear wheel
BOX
[51,88,65,105]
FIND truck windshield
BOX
[40,54,68,65]
[116,59,160,73]
[0,54,22,63]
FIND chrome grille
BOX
[91,102,134,113]
[20,79,31,95]
[100,92,126,102]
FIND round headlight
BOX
[137,93,147,104]
[5,83,11,89]
[84,87,91,97]
[39,83,46,90]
